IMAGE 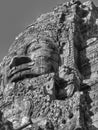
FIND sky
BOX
[0,0,98,62]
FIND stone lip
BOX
[7,63,34,82]
[7,64,50,83]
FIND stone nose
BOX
[10,56,32,69]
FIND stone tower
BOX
[0,0,98,130]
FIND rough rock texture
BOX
[0,0,98,129]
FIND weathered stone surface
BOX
[1,0,98,129]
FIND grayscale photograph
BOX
[0,0,98,130]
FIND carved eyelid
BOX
[26,39,58,55]
[26,41,40,54]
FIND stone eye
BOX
[27,42,41,54]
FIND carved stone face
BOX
[0,34,59,128]
[4,36,59,83]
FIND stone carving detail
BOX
[1,0,98,130]
[0,111,13,130]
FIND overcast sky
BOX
[0,0,98,61]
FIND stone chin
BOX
[5,38,59,83]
